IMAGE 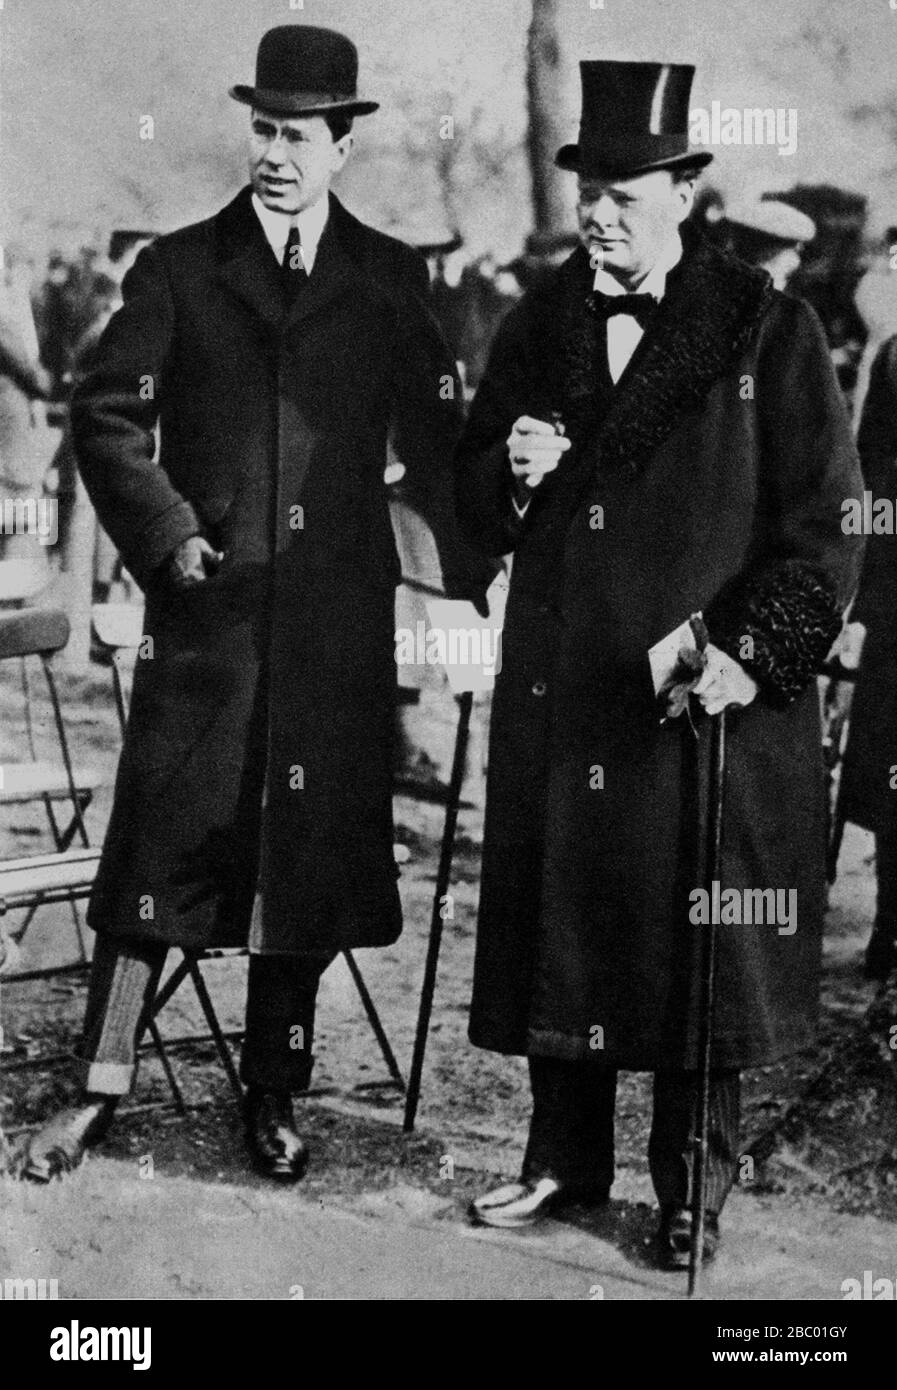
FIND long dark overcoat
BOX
[73,187,479,955]
[839,335,897,837]
[456,234,864,1070]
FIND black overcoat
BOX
[839,335,897,837]
[73,188,479,954]
[456,235,864,1070]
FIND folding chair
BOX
[0,606,105,971]
[0,846,189,1115]
[0,557,51,608]
[0,849,100,980]
[90,603,405,1111]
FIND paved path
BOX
[3,1159,893,1300]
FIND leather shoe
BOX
[244,1087,308,1182]
[469,1177,610,1228]
[21,1096,117,1183]
[864,926,895,982]
[656,1205,720,1270]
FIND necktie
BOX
[589,290,656,328]
[281,223,308,290]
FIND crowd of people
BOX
[0,175,884,536]
[0,180,881,613]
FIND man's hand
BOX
[164,535,223,590]
[507,416,571,499]
[693,644,758,715]
[838,620,867,671]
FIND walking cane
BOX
[688,705,728,1298]
[403,689,473,1132]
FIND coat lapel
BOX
[282,201,369,331]
[562,233,777,478]
[215,187,286,327]
[215,188,373,331]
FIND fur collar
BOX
[552,231,776,475]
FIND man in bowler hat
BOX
[457,60,863,1266]
[23,25,482,1182]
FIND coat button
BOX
[532,680,547,697]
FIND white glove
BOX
[838,621,867,671]
[693,643,758,716]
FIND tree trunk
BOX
[526,0,571,240]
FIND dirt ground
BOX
[1,657,896,1299]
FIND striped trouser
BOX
[75,934,333,1096]
[523,1058,741,1214]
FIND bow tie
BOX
[589,290,657,327]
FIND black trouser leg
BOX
[240,951,336,1093]
[648,1068,741,1216]
[522,1057,617,1192]
[874,827,897,938]
[74,934,169,1096]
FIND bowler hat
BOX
[556,61,712,178]
[230,25,379,118]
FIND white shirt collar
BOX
[251,191,330,274]
[592,234,682,302]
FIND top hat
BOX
[556,61,712,178]
[230,25,379,118]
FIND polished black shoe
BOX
[864,927,896,982]
[21,1096,118,1183]
[469,1177,610,1228]
[655,1205,720,1270]
[244,1088,308,1182]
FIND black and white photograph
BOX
[1,0,896,1329]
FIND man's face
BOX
[248,110,352,215]
[577,169,695,285]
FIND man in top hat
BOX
[456,60,863,1266]
[720,198,816,291]
[23,24,484,1183]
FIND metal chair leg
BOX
[150,957,192,1016]
[144,1018,188,1114]
[185,955,243,1103]
[343,949,405,1090]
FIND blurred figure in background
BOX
[50,230,154,600]
[385,219,496,790]
[706,185,868,403]
[773,185,868,402]
[414,225,466,357]
[453,252,523,393]
[719,198,816,291]
[0,245,54,570]
[502,228,580,296]
[853,226,897,427]
[836,332,897,982]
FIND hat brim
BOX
[414,236,464,255]
[230,85,379,117]
[556,144,713,176]
[722,219,804,249]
